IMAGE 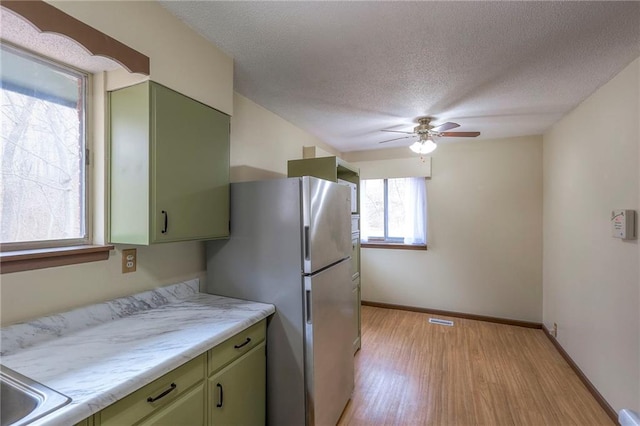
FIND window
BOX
[1,43,88,250]
[361,177,427,247]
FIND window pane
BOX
[361,179,384,238]
[387,178,408,239]
[1,46,86,245]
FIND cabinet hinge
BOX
[85,148,90,166]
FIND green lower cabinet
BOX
[85,320,266,426]
[87,322,266,426]
[95,354,205,426]
[208,342,266,426]
[137,384,204,426]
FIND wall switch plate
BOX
[122,248,137,273]
[611,210,636,239]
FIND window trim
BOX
[1,43,91,252]
[0,245,114,274]
[2,0,150,75]
[362,242,427,250]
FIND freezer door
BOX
[302,176,352,274]
[304,259,355,426]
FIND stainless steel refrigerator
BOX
[205,176,354,426]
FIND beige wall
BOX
[543,58,640,412]
[48,0,233,115]
[229,93,338,182]
[0,244,206,325]
[1,1,234,325]
[0,3,341,325]
[350,135,543,322]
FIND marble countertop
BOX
[0,279,275,425]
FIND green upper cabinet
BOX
[287,156,358,181]
[287,156,360,212]
[109,81,230,245]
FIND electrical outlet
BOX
[553,322,558,338]
[122,248,137,273]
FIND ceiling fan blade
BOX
[378,135,416,144]
[440,131,480,137]
[381,129,415,134]
[431,122,460,132]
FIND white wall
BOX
[350,135,543,322]
[543,58,640,412]
[230,93,338,182]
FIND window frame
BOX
[365,179,404,244]
[0,42,91,252]
[0,40,109,274]
[361,177,427,250]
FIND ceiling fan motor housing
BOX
[414,117,433,134]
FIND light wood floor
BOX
[338,306,613,426]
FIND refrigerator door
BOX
[302,177,352,274]
[304,259,354,426]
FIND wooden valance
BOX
[2,0,149,75]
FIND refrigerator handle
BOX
[305,289,312,324]
[304,226,310,260]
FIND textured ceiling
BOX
[161,1,640,153]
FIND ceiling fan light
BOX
[410,139,437,154]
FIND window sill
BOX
[361,243,427,251]
[0,245,114,274]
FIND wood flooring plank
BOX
[338,306,614,426]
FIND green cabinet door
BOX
[109,81,230,245]
[352,276,361,354]
[151,83,229,243]
[209,342,266,426]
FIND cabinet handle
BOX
[234,337,251,349]
[161,210,168,234]
[147,382,177,403]
[216,383,224,408]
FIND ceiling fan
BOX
[379,117,480,154]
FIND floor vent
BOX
[429,318,454,326]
